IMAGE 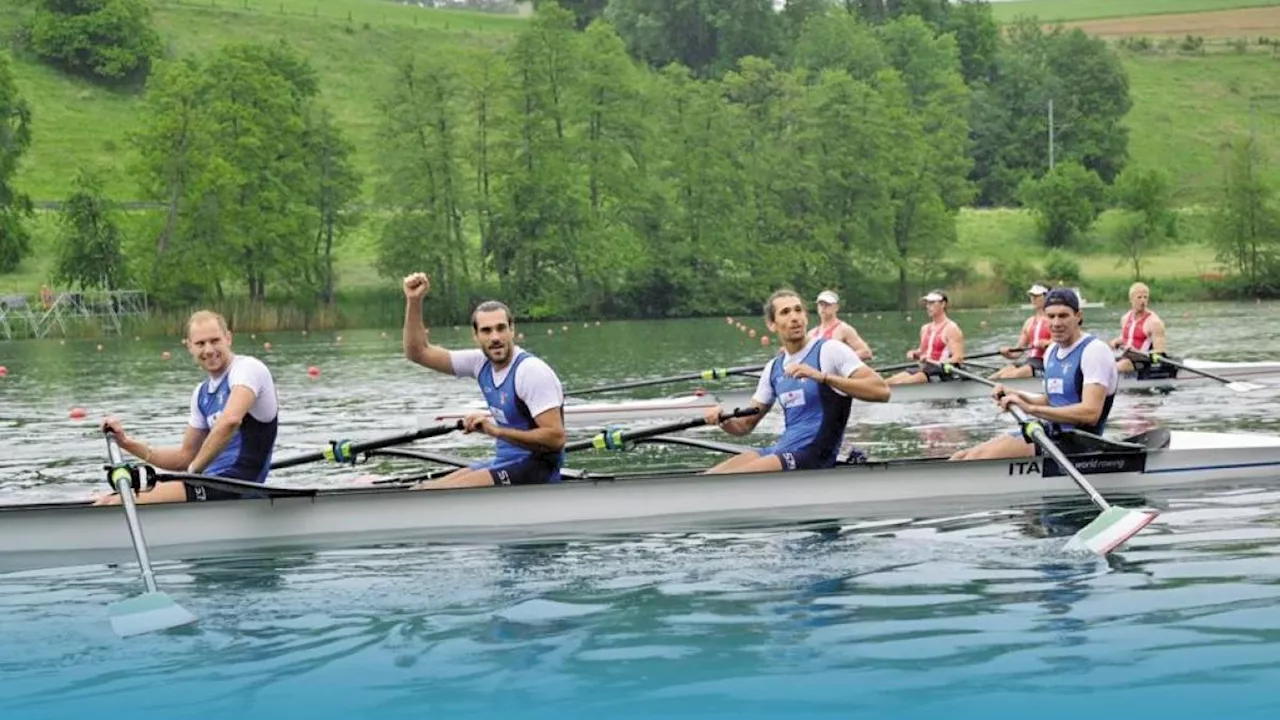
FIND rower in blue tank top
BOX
[949,287,1119,461]
[95,309,280,505]
[401,272,567,489]
[702,289,891,474]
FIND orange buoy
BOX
[0,365,8,377]
[761,336,770,347]
[307,366,321,378]
[263,342,272,351]
[68,407,87,420]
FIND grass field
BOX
[990,0,1280,23]
[0,0,519,201]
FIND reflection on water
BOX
[3,487,1280,719]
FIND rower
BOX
[1110,282,1174,379]
[94,310,280,505]
[401,272,566,489]
[701,289,890,474]
[990,283,1052,379]
[810,290,874,361]
[885,289,965,385]
[949,287,1118,460]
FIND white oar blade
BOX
[1228,381,1265,393]
[1064,506,1158,556]
[109,591,198,638]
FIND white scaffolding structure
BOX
[0,290,149,339]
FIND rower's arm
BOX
[403,299,453,374]
[186,385,257,474]
[716,400,771,436]
[1148,317,1167,354]
[491,407,566,453]
[1004,321,1032,357]
[945,325,965,364]
[135,426,206,473]
[1023,384,1108,428]
[840,326,874,361]
[824,364,889,403]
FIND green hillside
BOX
[990,0,1280,23]
[0,0,522,201]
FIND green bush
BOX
[1043,248,1081,286]
[27,0,163,84]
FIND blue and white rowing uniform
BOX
[1010,333,1118,450]
[186,354,279,501]
[450,347,565,485]
[752,338,863,471]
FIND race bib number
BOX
[1045,378,1065,394]
[779,390,806,409]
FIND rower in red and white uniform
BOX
[886,289,965,385]
[1110,282,1172,378]
[991,283,1053,379]
[809,290,874,361]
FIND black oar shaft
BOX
[270,421,464,470]
[1125,349,1236,385]
[567,365,759,397]
[566,407,761,452]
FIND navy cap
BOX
[1043,287,1080,312]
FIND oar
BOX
[565,407,762,452]
[1125,349,1265,393]
[102,431,199,638]
[874,349,1014,375]
[270,421,464,470]
[935,362,1158,555]
[565,365,760,397]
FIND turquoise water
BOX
[4,305,1280,717]
[4,508,1280,719]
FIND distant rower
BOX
[886,289,965,385]
[1110,282,1173,379]
[809,290,874,361]
[991,283,1052,379]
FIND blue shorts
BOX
[470,455,562,486]
[760,444,837,472]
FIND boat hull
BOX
[4,430,1280,573]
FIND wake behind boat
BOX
[5,428,1280,574]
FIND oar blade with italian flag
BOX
[1064,506,1159,556]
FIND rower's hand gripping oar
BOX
[102,431,199,638]
[270,420,465,470]
[932,361,1159,556]
[566,365,759,397]
[1125,349,1265,393]
[565,407,762,453]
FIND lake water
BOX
[3,303,1280,718]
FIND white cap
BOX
[816,290,839,305]
[1028,284,1049,295]
[921,290,948,303]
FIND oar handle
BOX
[566,406,762,452]
[566,365,759,397]
[270,421,464,470]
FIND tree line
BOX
[1,0,1277,321]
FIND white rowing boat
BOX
[432,358,1280,426]
[5,429,1280,574]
